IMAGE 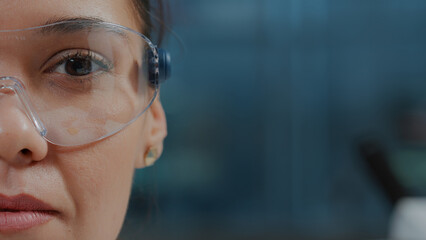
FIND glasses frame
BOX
[0,20,165,147]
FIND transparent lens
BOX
[0,21,159,146]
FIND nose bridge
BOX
[0,81,32,134]
[0,30,33,78]
[0,89,31,160]
[0,90,29,128]
[0,77,46,136]
[0,54,27,81]
[0,88,47,162]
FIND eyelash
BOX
[46,49,113,75]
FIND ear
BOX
[134,97,167,169]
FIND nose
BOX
[0,89,48,164]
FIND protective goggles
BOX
[0,20,171,147]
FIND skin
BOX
[0,0,167,239]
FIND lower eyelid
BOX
[44,71,107,93]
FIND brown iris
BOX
[65,57,93,76]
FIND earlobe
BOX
[134,144,164,169]
[144,148,159,167]
[134,97,167,169]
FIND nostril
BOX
[20,148,31,156]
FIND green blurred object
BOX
[390,149,426,195]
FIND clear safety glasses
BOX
[0,20,171,147]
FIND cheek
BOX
[52,117,147,238]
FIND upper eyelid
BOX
[57,51,100,66]
[41,49,113,72]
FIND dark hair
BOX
[131,0,169,45]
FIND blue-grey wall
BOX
[122,1,426,239]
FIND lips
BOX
[0,194,57,232]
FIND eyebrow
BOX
[39,16,126,36]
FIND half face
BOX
[0,1,167,239]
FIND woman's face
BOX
[0,1,167,239]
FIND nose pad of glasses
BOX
[0,77,47,138]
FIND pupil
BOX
[65,58,92,76]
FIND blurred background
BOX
[121,0,426,239]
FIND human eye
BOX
[41,49,114,94]
[46,49,113,76]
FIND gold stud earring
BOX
[144,148,158,167]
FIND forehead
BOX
[0,0,138,30]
